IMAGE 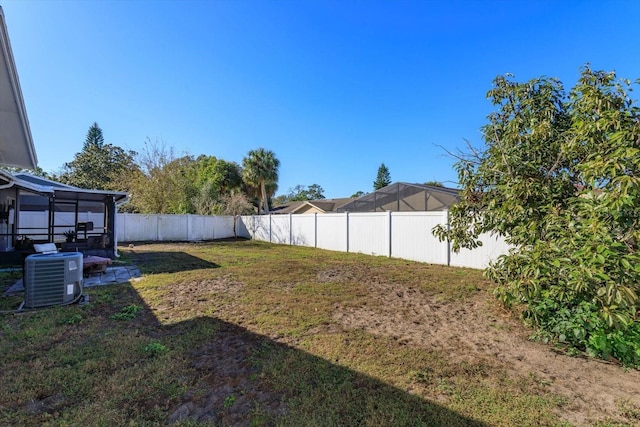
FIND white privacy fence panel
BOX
[117,214,158,242]
[18,211,105,240]
[316,213,348,252]
[116,213,236,242]
[157,215,187,241]
[238,215,252,239]
[348,213,390,256]
[449,231,511,270]
[270,215,291,245]
[290,215,316,247]
[188,215,216,241]
[17,212,50,239]
[242,211,510,270]
[213,216,237,240]
[390,212,447,264]
[243,215,270,241]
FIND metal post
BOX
[48,196,55,242]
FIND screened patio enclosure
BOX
[337,182,460,213]
[0,171,127,263]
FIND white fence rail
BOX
[240,211,510,270]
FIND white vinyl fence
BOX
[18,211,106,242]
[239,211,511,270]
[113,211,510,270]
[116,213,236,242]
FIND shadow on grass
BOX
[172,316,490,426]
[113,283,484,425]
[1,275,488,426]
[123,250,220,275]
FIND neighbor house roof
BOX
[271,198,356,214]
[0,6,37,170]
[337,182,460,212]
[0,170,128,203]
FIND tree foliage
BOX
[125,140,196,214]
[434,66,640,366]
[287,184,325,201]
[191,155,243,215]
[59,122,138,190]
[43,123,284,218]
[242,148,280,214]
[1,165,50,178]
[373,163,391,190]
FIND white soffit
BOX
[0,6,38,170]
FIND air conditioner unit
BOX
[23,252,84,309]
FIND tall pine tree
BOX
[373,163,391,190]
[59,122,137,190]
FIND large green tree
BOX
[434,67,640,366]
[59,122,137,190]
[191,155,243,214]
[373,163,391,190]
[287,184,325,201]
[126,139,196,214]
[242,148,280,214]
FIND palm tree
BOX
[242,148,280,214]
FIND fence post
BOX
[346,212,350,253]
[289,213,293,245]
[122,213,126,242]
[269,214,273,243]
[388,210,392,257]
[445,210,451,266]
[314,213,318,248]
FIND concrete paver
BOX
[3,265,142,296]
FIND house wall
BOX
[294,204,323,214]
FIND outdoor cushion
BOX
[33,243,58,254]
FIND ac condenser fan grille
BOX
[24,253,83,309]
[25,261,66,307]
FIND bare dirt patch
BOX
[333,280,640,426]
[168,323,285,426]
[151,275,244,321]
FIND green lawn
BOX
[0,241,636,426]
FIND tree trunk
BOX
[260,180,269,214]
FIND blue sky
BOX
[2,0,640,198]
